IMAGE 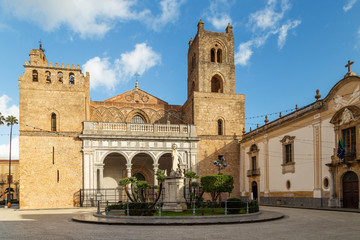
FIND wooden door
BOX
[343,171,359,208]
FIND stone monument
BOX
[162,144,187,212]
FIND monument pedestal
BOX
[162,176,187,212]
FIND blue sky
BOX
[0,0,359,159]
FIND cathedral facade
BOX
[19,21,245,209]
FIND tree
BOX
[183,171,203,205]
[0,112,4,125]
[200,175,234,202]
[5,115,18,201]
[119,169,165,205]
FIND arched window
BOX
[32,70,38,82]
[211,48,215,62]
[192,81,195,92]
[250,144,258,152]
[69,73,75,84]
[131,115,145,124]
[45,71,51,83]
[217,49,222,63]
[133,172,146,181]
[58,72,63,82]
[217,119,223,135]
[51,113,57,131]
[211,75,223,93]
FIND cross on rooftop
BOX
[134,73,140,89]
[345,60,354,73]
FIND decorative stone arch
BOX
[100,151,130,164]
[126,109,150,123]
[330,106,360,126]
[128,151,156,164]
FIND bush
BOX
[125,202,155,216]
[108,204,126,210]
[248,200,259,213]
[226,198,246,214]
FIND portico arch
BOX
[103,153,127,189]
[131,153,155,186]
[158,153,172,176]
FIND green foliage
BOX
[108,204,126,210]
[226,198,246,214]
[200,175,234,201]
[126,202,155,216]
[156,169,165,182]
[136,181,150,189]
[184,171,198,179]
[201,175,234,193]
[248,200,259,213]
[119,170,164,204]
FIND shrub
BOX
[201,175,234,202]
[125,202,155,216]
[248,200,259,213]
[226,198,245,214]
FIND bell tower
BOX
[183,21,244,198]
[187,20,235,97]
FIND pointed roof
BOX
[105,87,168,105]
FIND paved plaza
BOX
[0,206,359,240]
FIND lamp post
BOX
[213,156,227,174]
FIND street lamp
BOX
[213,156,227,174]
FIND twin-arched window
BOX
[210,47,222,63]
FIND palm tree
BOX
[5,115,18,202]
[0,112,4,125]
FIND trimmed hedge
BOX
[201,175,234,199]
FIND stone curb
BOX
[72,210,284,225]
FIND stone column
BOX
[328,170,337,207]
[153,163,159,186]
[83,151,90,189]
[126,163,132,178]
[98,166,104,189]
[312,121,322,198]
[263,136,270,196]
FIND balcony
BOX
[81,121,197,138]
[247,169,260,177]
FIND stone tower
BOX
[183,21,245,196]
[19,46,90,208]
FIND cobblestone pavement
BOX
[0,206,359,240]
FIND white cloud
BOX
[0,0,183,38]
[236,0,300,66]
[0,137,19,160]
[83,43,161,90]
[83,57,118,90]
[0,95,19,119]
[235,41,253,66]
[277,20,301,49]
[205,0,233,30]
[146,0,184,31]
[117,43,161,78]
[343,0,358,12]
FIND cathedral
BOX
[19,21,244,209]
[18,21,359,209]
